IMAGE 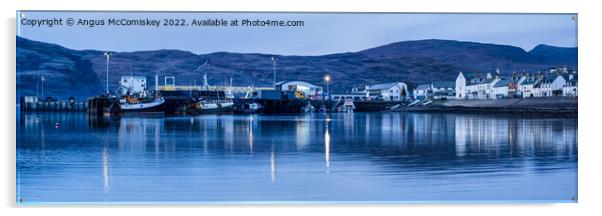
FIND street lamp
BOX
[324,75,331,100]
[271,57,277,88]
[104,52,112,95]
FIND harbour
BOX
[14,11,580,205]
[16,111,577,203]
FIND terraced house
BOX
[455,70,501,100]
[456,67,578,100]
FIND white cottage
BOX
[431,81,456,100]
[562,72,578,97]
[534,74,566,97]
[519,75,540,98]
[456,71,499,100]
[492,79,510,99]
[366,82,408,101]
[413,84,430,100]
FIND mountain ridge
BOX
[16,36,577,99]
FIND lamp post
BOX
[104,52,112,95]
[271,57,277,88]
[324,75,331,100]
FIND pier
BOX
[20,96,87,112]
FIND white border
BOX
[2,0,601,215]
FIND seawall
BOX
[400,97,577,116]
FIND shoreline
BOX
[397,98,578,117]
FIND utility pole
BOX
[104,52,112,95]
[41,74,45,100]
[36,70,39,99]
[271,57,277,88]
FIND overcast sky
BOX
[17,12,577,56]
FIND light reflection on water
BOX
[16,111,577,203]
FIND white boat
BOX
[119,97,165,114]
[303,103,315,113]
[195,100,234,114]
[338,98,355,113]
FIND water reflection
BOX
[102,146,110,194]
[17,111,577,202]
[325,121,331,174]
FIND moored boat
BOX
[118,96,166,114]
[192,99,235,114]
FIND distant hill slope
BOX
[16,36,577,100]
[528,44,578,63]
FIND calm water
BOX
[16,111,577,203]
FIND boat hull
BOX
[188,106,235,115]
[118,100,166,115]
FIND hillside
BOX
[16,36,577,99]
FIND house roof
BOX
[480,77,497,84]
[276,80,320,88]
[540,74,566,84]
[368,82,399,90]
[521,78,538,85]
[494,79,510,87]
[460,72,480,80]
[415,84,430,90]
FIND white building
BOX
[431,81,456,100]
[534,74,566,97]
[456,71,500,100]
[562,72,578,97]
[492,79,510,99]
[275,81,323,99]
[413,84,430,100]
[119,76,147,95]
[519,75,540,98]
[366,82,408,101]
[331,92,368,101]
[508,73,527,98]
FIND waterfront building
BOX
[413,84,430,100]
[508,72,527,98]
[275,81,323,99]
[431,81,456,100]
[519,74,541,98]
[562,72,578,97]
[533,74,566,97]
[331,92,368,101]
[119,76,147,95]
[456,71,500,99]
[455,71,483,99]
[492,79,511,99]
[524,67,577,98]
[457,67,577,99]
[366,82,408,101]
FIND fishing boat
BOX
[237,101,263,114]
[194,99,234,114]
[118,96,166,114]
[302,103,315,113]
[337,98,355,113]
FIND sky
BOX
[17,11,577,56]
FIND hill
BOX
[16,36,577,99]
